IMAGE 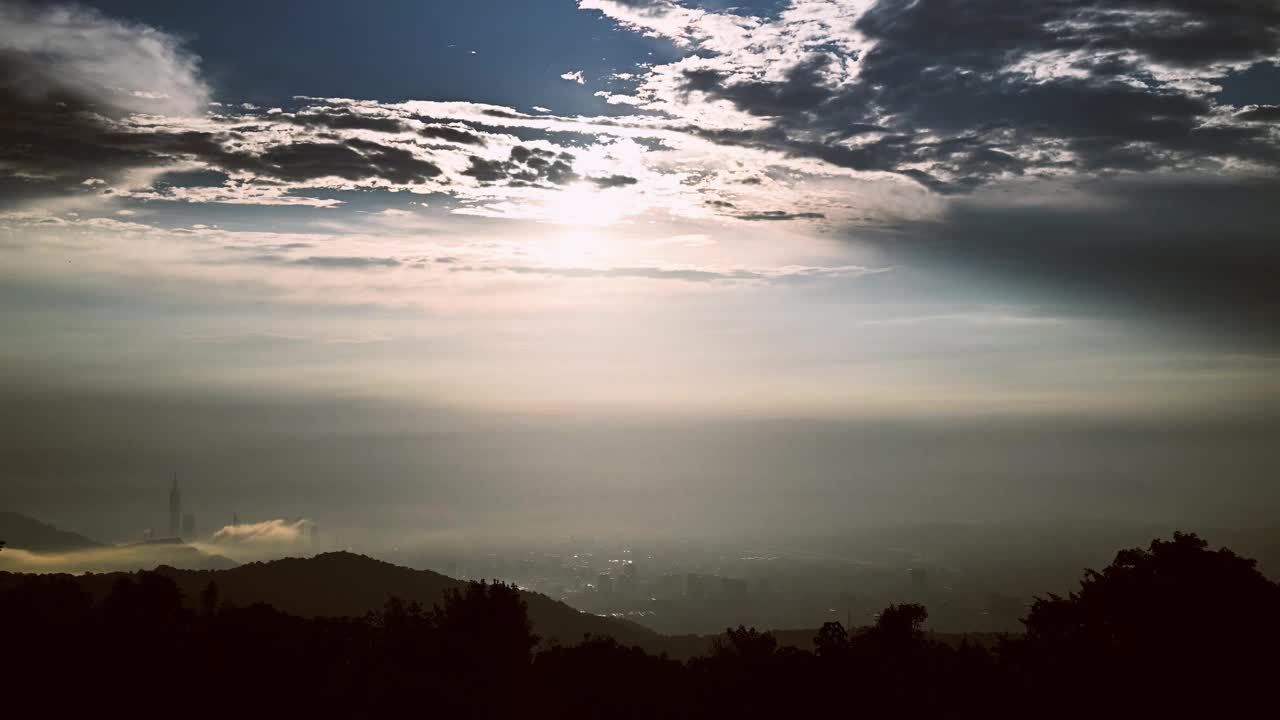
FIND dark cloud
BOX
[590,174,639,188]
[253,139,441,184]
[248,254,401,269]
[0,2,216,202]
[284,110,409,133]
[1,11,457,202]
[667,0,1280,191]
[0,92,443,196]
[452,262,870,284]
[419,124,485,146]
[732,210,825,221]
[460,156,509,183]
[682,55,835,118]
[1238,105,1280,123]
[0,86,445,202]
[462,145,579,186]
[854,1,1280,78]
[454,264,765,282]
[293,255,401,268]
[869,177,1280,349]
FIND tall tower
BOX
[168,474,182,538]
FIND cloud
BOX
[461,145,579,186]
[246,139,443,184]
[586,0,1280,190]
[0,0,209,200]
[1238,105,1280,123]
[560,70,586,85]
[0,1,208,117]
[730,210,825,221]
[0,543,234,574]
[7,0,1280,214]
[418,124,486,145]
[3,0,1278,353]
[565,0,1280,345]
[590,174,639,189]
[453,262,882,284]
[210,518,313,545]
[0,6,452,204]
[283,108,410,133]
[869,176,1280,349]
[198,519,319,562]
[292,255,401,269]
[245,254,402,269]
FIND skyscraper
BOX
[168,474,181,538]
[910,567,929,601]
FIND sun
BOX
[537,181,638,227]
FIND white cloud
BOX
[203,519,318,561]
[0,0,208,116]
[560,69,586,84]
[211,517,314,545]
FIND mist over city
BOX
[3,0,1279,714]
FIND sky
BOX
[2,0,1279,546]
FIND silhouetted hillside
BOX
[4,533,1275,715]
[75,550,666,651]
[0,511,102,552]
[0,511,237,573]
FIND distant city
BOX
[126,477,1019,634]
[383,539,1027,635]
[92,478,1277,637]
[138,476,319,550]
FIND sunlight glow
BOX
[535,230,611,267]
[537,182,643,227]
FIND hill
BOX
[0,511,102,552]
[73,551,668,652]
[0,511,237,573]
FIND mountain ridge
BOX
[0,511,103,552]
[65,550,670,652]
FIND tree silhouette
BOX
[427,580,538,711]
[2,532,1275,714]
[813,620,852,660]
[534,635,685,718]
[199,580,219,617]
[872,602,928,639]
[1016,532,1280,711]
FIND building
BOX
[720,577,748,604]
[616,561,638,595]
[910,567,929,600]
[168,475,182,537]
[654,573,684,599]
[686,573,715,600]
